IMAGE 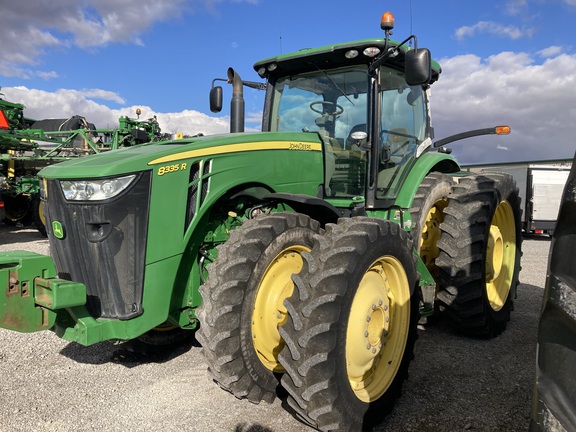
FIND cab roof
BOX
[253,38,442,84]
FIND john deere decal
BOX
[52,221,65,239]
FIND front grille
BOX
[184,160,210,231]
[44,172,151,319]
[185,162,200,228]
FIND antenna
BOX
[409,0,413,47]
[279,23,283,54]
[410,0,413,34]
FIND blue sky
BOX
[1,0,576,164]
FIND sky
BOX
[1,0,576,165]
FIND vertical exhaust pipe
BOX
[227,68,245,133]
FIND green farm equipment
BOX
[0,11,522,431]
[0,96,164,235]
[0,95,35,130]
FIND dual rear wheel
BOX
[412,172,522,337]
[436,173,522,337]
[198,213,419,431]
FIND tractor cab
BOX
[253,12,439,209]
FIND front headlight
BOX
[60,174,136,201]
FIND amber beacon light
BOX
[381,12,395,31]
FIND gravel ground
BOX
[0,224,548,432]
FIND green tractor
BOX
[0,98,164,235]
[0,11,521,431]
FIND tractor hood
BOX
[39,131,322,179]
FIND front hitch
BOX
[0,251,86,332]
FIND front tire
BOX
[32,196,47,237]
[436,173,522,337]
[279,218,420,431]
[197,212,321,404]
[127,323,196,355]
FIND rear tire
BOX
[279,218,419,431]
[197,212,321,404]
[410,172,453,276]
[436,173,522,337]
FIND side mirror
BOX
[405,48,432,86]
[210,86,223,113]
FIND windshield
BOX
[376,67,428,200]
[268,65,429,202]
[270,66,368,198]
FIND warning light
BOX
[495,125,511,135]
[381,12,395,31]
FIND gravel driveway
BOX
[0,224,547,432]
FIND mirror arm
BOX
[369,34,418,75]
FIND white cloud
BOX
[455,21,535,41]
[0,1,184,78]
[504,0,528,16]
[0,0,258,79]
[142,109,232,136]
[538,45,564,58]
[432,51,576,164]
[3,86,119,127]
[36,71,60,80]
[80,89,126,105]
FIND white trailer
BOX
[479,164,571,235]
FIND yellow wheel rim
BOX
[346,256,411,402]
[486,200,516,311]
[252,245,310,372]
[419,198,448,275]
[38,201,47,226]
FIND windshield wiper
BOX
[313,65,355,107]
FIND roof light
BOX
[0,111,9,129]
[381,12,395,31]
[363,47,381,58]
[345,49,359,59]
[267,63,277,72]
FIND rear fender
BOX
[393,152,460,208]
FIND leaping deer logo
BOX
[52,221,65,239]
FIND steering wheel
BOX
[381,129,418,156]
[310,101,344,116]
